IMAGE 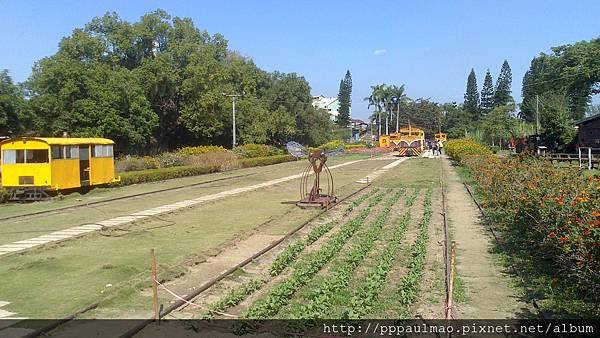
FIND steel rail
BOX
[0,172,255,224]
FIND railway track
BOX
[0,172,256,224]
[12,183,371,338]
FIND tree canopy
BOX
[8,10,333,152]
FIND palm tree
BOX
[364,84,385,137]
[389,85,407,133]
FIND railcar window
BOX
[16,150,25,163]
[51,145,64,159]
[93,145,114,157]
[69,146,79,159]
[26,149,49,163]
[2,150,17,164]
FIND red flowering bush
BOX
[461,153,600,301]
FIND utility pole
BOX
[396,101,400,133]
[535,94,540,135]
[222,92,243,148]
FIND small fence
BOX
[541,147,600,170]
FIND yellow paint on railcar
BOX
[0,137,118,191]
[379,126,425,157]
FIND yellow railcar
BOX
[435,132,447,144]
[379,126,425,156]
[0,137,120,200]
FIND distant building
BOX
[351,119,369,141]
[312,95,339,120]
[575,113,600,148]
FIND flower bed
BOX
[447,138,600,309]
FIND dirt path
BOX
[442,156,530,318]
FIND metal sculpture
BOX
[286,141,341,208]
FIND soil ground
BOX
[442,156,532,318]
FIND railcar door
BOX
[79,145,90,186]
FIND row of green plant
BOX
[447,138,600,316]
[343,189,421,319]
[289,189,408,319]
[199,278,266,319]
[291,190,402,317]
[242,190,389,319]
[197,187,381,319]
[345,188,380,214]
[269,221,336,277]
[396,188,433,318]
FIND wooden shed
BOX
[575,113,600,148]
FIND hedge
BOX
[238,154,296,168]
[233,144,283,158]
[117,165,220,185]
[117,154,296,186]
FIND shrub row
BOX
[233,144,283,158]
[115,154,296,187]
[238,154,295,168]
[447,138,600,310]
[463,154,600,305]
[176,145,227,156]
[445,138,493,163]
[117,165,220,185]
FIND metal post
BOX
[370,120,374,158]
[222,92,243,148]
[589,147,592,170]
[396,101,400,133]
[536,95,540,135]
[232,96,236,148]
[150,249,159,321]
[578,147,582,168]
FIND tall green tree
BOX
[480,104,516,146]
[493,60,513,107]
[365,84,385,136]
[336,70,352,127]
[480,69,494,115]
[0,70,27,136]
[24,9,331,151]
[463,69,479,120]
[539,93,577,147]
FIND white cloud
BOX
[373,49,387,56]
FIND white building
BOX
[312,95,340,120]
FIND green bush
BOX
[117,165,220,185]
[317,139,345,151]
[176,145,227,156]
[155,152,188,168]
[115,156,159,172]
[238,155,295,168]
[488,146,500,154]
[345,144,367,149]
[0,188,10,203]
[233,144,283,158]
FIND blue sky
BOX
[1,0,598,120]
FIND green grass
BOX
[375,158,441,189]
[0,155,392,318]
